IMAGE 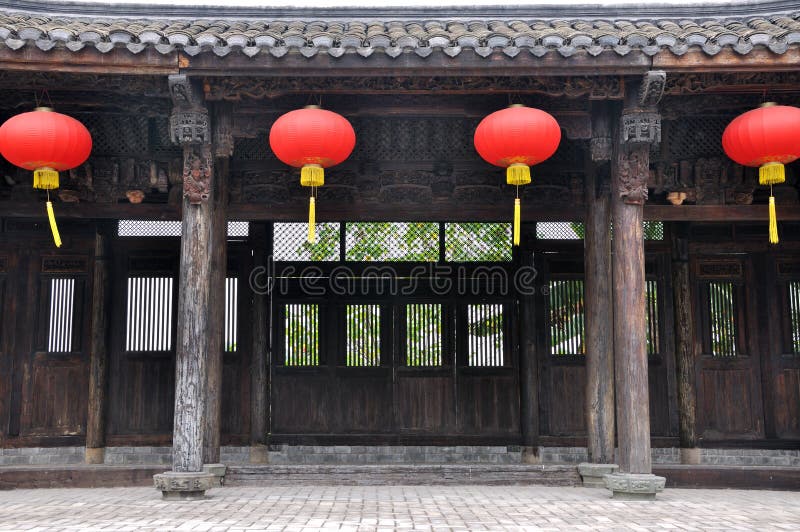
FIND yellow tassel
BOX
[301,165,324,187]
[506,163,531,186]
[34,168,59,190]
[769,195,779,245]
[46,201,62,248]
[514,198,521,246]
[308,196,316,244]
[759,162,785,186]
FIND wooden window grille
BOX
[646,279,660,356]
[118,220,249,238]
[444,223,512,262]
[789,281,800,354]
[708,282,737,358]
[467,304,504,366]
[549,279,585,355]
[535,221,664,241]
[284,304,319,366]
[125,277,174,351]
[346,222,438,261]
[225,277,238,353]
[47,278,75,353]
[345,305,380,366]
[643,221,664,240]
[273,222,340,261]
[406,304,442,366]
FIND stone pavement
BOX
[0,485,798,531]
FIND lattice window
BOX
[118,220,250,238]
[467,304,504,366]
[549,279,585,355]
[47,278,75,353]
[284,304,319,366]
[125,277,174,351]
[667,116,729,160]
[708,282,737,358]
[346,305,380,367]
[646,280,660,356]
[273,222,340,261]
[233,133,274,161]
[789,281,800,354]
[537,222,584,240]
[445,223,512,262]
[644,221,664,240]
[225,277,238,353]
[346,222,438,261]
[82,114,149,156]
[406,304,442,366]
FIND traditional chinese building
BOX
[0,0,799,498]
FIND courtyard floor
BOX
[0,485,798,531]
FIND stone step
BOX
[226,464,581,487]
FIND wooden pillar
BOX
[249,222,270,463]
[518,223,539,463]
[584,107,615,465]
[671,222,699,463]
[203,103,232,466]
[85,225,112,464]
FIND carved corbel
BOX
[169,74,210,146]
[621,71,665,145]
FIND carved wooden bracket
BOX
[182,144,213,204]
[169,74,210,146]
[616,144,649,205]
[639,71,666,108]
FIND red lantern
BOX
[722,103,800,243]
[474,105,561,245]
[0,107,92,247]
[269,106,355,243]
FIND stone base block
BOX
[604,473,666,500]
[153,471,215,500]
[578,463,618,488]
[249,444,269,464]
[680,447,701,465]
[521,446,541,464]
[85,447,105,465]
[203,463,227,486]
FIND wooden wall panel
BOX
[336,373,393,432]
[396,375,456,433]
[24,353,88,436]
[457,374,519,435]
[271,374,333,433]
[544,365,586,436]
[773,369,800,438]
[648,365,672,437]
[111,356,174,435]
[700,369,760,439]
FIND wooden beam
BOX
[653,48,800,73]
[517,223,539,460]
[644,205,800,222]
[249,223,270,462]
[0,46,179,75]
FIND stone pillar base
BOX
[154,471,216,500]
[203,463,227,486]
[680,447,701,465]
[578,463,618,488]
[85,447,105,464]
[521,446,541,464]
[249,444,269,464]
[604,473,666,500]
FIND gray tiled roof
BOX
[1,9,800,59]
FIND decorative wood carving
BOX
[697,261,743,278]
[212,103,234,158]
[621,111,661,145]
[665,71,800,96]
[183,145,213,204]
[41,256,89,273]
[169,75,210,146]
[639,71,666,107]
[616,145,649,205]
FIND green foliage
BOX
[445,223,512,261]
[346,222,439,261]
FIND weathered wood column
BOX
[85,224,112,464]
[578,104,617,486]
[249,222,270,464]
[605,73,666,499]
[671,222,699,464]
[518,223,540,463]
[153,75,216,499]
[202,102,233,470]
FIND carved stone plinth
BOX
[84,447,105,464]
[604,473,666,500]
[203,463,227,486]
[680,448,702,465]
[578,463,618,488]
[250,444,269,464]
[521,446,541,465]
[153,471,216,500]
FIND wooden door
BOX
[693,257,765,441]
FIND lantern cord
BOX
[308,187,316,244]
[769,185,779,245]
[45,190,62,248]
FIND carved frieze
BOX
[697,261,743,278]
[42,256,88,273]
[590,136,612,162]
[621,111,661,145]
[183,145,213,204]
[616,145,649,205]
[170,109,210,146]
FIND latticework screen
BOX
[118,220,250,238]
[791,282,800,354]
[445,223,512,262]
[346,223,438,262]
[646,280,660,356]
[273,222,340,261]
[708,282,737,358]
[346,305,381,367]
[467,304,504,366]
[225,277,238,353]
[549,279,585,355]
[125,277,174,351]
[537,222,585,240]
[47,279,75,353]
[284,304,319,366]
[406,304,443,366]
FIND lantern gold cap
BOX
[760,102,777,108]
[304,104,321,110]
[34,106,53,112]
[508,103,526,108]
